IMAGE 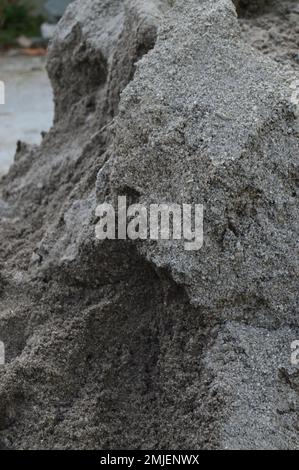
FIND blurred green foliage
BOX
[0,0,44,45]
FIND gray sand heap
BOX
[0,0,298,450]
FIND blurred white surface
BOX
[0,53,54,175]
[41,23,57,39]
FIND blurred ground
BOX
[0,52,53,175]
[239,1,299,71]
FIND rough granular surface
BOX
[0,0,298,449]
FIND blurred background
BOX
[0,0,73,175]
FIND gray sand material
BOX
[0,0,298,449]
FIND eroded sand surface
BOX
[0,0,298,450]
